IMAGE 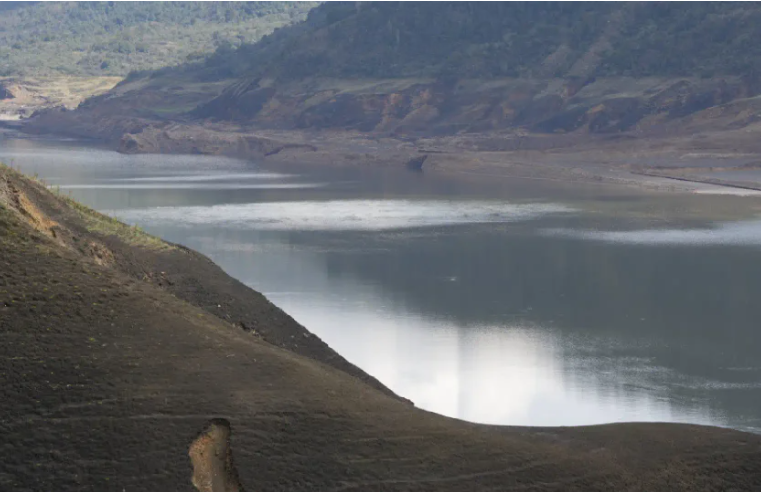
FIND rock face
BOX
[116,124,318,156]
[0,82,14,100]
[189,419,245,492]
[406,154,428,171]
[33,73,761,152]
[192,75,761,137]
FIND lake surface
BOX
[3,134,761,433]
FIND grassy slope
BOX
[2,168,761,491]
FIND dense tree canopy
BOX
[0,2,317,77]
[181,2,761,81]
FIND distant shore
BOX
[14,111,761,197]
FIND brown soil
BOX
[189,419,244,492]
[0,76,121,120]
[2,166,761,492]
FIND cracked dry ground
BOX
[1,167,761,491]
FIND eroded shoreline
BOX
[17,111,761,197]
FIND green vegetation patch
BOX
[173,2,761,82]
[0,162,171,251]
[0,2,318,77]
[61,195,172,251]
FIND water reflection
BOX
[546,220,761,246]
[2,135,761,433]
[57,183,325,190]
[169,230,738,429]
[110,200,573,231]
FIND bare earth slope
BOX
[2,167,761,491]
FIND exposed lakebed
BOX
[3,134,761,433]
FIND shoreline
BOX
[15,114,761,197]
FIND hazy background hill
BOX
[0,1,317,77]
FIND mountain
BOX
[177,2,761,82]
[167,2,761,136]
[26,1,761,170]
[0,1,317,77]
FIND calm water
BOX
[4,134,761,433]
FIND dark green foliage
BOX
[0,1,318,77]
[600,3,761,77]
[177,2,618,80]
[181,1,761,82]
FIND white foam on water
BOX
[108,200,574,231]
[544,220,761,246]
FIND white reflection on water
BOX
[268,280,721,427]
[4,136,757,432]
[544,220,761,246]
[115,172,292,182]
[187,232,724,429]
[108,200,573,231]
[55,183,324,190]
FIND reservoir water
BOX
[3,134,761,433]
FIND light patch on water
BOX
[692,187,761,196]
[108,200,574,231]
[114,172,292,182]
[543,220,761,246]
[54,183,324,190]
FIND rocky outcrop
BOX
[0,82,14,100]
[117,124,318,156]
[192,75,761,138]
[189,419,245,492]
[24,71,761,157]
[405,154,428,171]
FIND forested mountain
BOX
[184,2,761,82]
[29,1,761,144]
[0,2,317,77]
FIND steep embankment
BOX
[3,166,761,490]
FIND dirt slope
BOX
[2,166,761,491]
